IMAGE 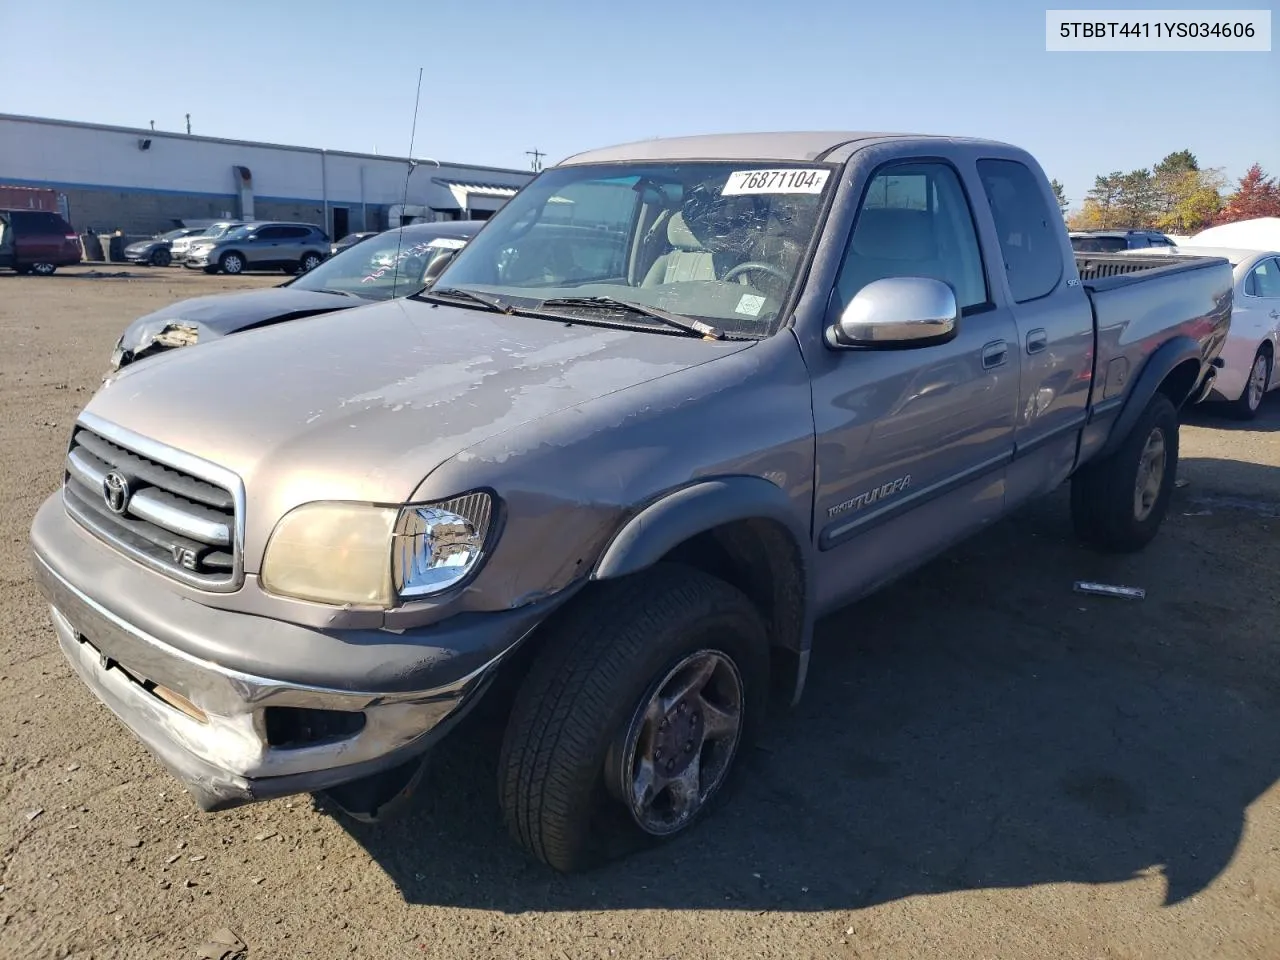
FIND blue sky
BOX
[1,0,1274,208]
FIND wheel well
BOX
[1260,340,1275,361]
[483,518,809,720]
[1158,358,1202,408]
[656,519,807,705]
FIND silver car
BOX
[170,221,246,263]
[186,221,329,275]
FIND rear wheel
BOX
[1071,392,1179,553]
[498,563,768,873]
[150,248,172,267]
[31,262,56,276]
[1228,346,1271,421]
[219,252,245,275]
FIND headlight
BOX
[260,493,494,607]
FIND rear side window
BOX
[1246,258,1280,298]
[977,159,1064,303]
[10,211,67,232]
[281,227,311,240]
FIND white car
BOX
[1126,246,1279,419]
[170,220,247,263]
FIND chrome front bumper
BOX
[29,494,560,811]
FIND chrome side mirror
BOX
[826,276,959,349]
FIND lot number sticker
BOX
[723,168,830,195]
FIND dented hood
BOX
[87,297,751,546]
[116,287,361,358]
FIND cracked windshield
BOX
[430,162,834,337]
[290,230,468,300]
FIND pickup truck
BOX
[28,132,1232,874]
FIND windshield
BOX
[290,228,470,300]
[201,223,239,240]
[158,228,191,240]
[220,225,254,242]
[428,161,835,338]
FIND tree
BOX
[1085,172,1125,228]
[1156,167,1225,233]
[1050,179,1068,217]
[1116,169,1159,228]
[1216,164,1280,224]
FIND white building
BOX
[0,112,535,238]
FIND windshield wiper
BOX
[539,296,723,340]
[420,287,511,313]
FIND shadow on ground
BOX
[1182,390,1280,433]
[335,460,1280,915]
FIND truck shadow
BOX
[1182,392,1280,433]
[334,460,1280,915]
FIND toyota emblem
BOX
[102,471,131,515]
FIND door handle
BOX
[1026,328,1048,354]
[982,340,1008,369]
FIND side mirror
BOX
[421,249,459,288]
[826,276,959,349]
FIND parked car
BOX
[1125,245,1279,418]
[122,227,208,267]
[186,221,330,275]
[170,221,246,263]
[330,231,379,257]
[1069,229,1176,253]
[108,221,481,370]
[0,208,82,275]
[29,132,1231,874]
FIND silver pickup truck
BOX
[29,132,1231,873]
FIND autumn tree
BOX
[1216,164,1280,224]
[1085,172,1125,228]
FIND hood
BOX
[88,297,752,526]
[125,239,160,253]
[117,287,360,354]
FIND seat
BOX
[836,207,946,302]
[641,212,717,287]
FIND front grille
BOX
[63,424,241,590]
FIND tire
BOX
[31,262,57,276]
[1227,346,1271,421]
[298,251,323,273]
[219,252,245,275]
[150,248,172,267]
[1071,391,1179,553]
[498,563,769,873]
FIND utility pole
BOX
[185,113,191,135]
[526,148,545,173]
[149,120,155,131]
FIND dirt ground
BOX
[1,266,1278,960]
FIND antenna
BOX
[526,148,545,173]
[390,67,425,300]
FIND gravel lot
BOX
[2,266,1278,960]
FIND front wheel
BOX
[1228,347,1271,421]
[31,262,57,276]
[1071,392,1179,553]
[498,563,768,873]
[151,248,172,267]
[219,252,245,275]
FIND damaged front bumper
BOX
[28,494,557,812]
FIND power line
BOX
[526,148,545,173]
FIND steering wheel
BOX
[723,261,788,285]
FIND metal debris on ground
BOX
[25,809,43,822]
[1073,581,1145,600]
[196,927,248,960]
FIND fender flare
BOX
[1097,335,1201,459]
[591,476,816,705]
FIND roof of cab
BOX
[557,131,1021,166]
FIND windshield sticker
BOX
[722,169,830,196]
[735,293,766,317]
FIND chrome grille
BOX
[62,421,242,590]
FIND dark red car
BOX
[0,209,83,275]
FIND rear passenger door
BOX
[975,158,1096,506]
[810,158,1020,610]
[275,226,311,264]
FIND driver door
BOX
[809,158,1020,610]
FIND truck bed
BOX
[1074,251,1228,289]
